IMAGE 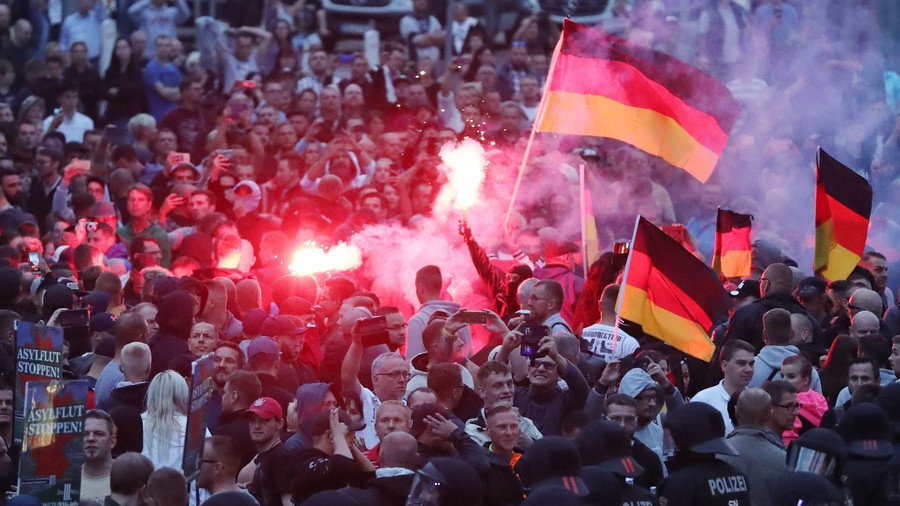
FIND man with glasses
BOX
[725,263,809,351]
[589,357,686,465]
[496,328,588,436]
[719,388,787,506]
[603,394,664,490]
[523,279,573,334]
[376,306,407,353]
[197,435,243,496]
[764,380,800,443]
[342,322,410,448]
[848,288,884,317]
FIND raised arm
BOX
[340,332,364,398]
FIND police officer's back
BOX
[836,402,895,506]
[658,403,751,506]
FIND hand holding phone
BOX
[167,152,191,167]
[27,252,40,272]
[456,310,486,325]
[520,324,549,357]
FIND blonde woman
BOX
[141,370,189,469]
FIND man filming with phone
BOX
[495,325,589,436]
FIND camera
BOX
[520,324,548,357]
[86,222,98,232]
[355,316,390,348]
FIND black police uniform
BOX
[658,455,751,506]
[621,483,658,506]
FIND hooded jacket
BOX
[149,290,195,376]
[97,381,149,413]
[750,344,823,393]
[617,368,685,460]
[406,300,471,357]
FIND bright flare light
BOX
[436,139,488,213]
[288,242,363,275]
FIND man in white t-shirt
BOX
[691,339,756,435]
[581,284,639,362]
[342,332,410,449]
[43,82,94,142]
[81,409,117,503]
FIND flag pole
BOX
[613,215,643,348]
[579,163,589,276]
[503,31,565,229]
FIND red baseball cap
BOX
[245,397,283,421]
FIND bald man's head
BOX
[110,452,154,496]
[114,312,150,351]
[761,263,793,296]
[849,289,883,317]
[850,311,882,340]
[378,431,420,470]
[735,388,772,427]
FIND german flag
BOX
[617,217,732,361]
[712,209,753,278]
[814,148,872,281]
[535,20,740,183]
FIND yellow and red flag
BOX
[814,148,872,281]
[535,20,740,183]
[712,209,753,278]
[617,217,732,361]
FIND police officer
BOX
[774,472,845,506]
[836,403,894,506]
[786,428,853,505]
[657,403,751,506]
[574,420,657,505]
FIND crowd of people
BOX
[0,0,896,505]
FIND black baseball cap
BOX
[836,402,894,458]
[665,403,738,456]
[515,436,589,496]
[794,276,827,299]
[729,279,760,298]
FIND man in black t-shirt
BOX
[246,397,294,506]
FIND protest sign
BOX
[18,380,90,506]
[183,352,215,481]
[15,322,65,445]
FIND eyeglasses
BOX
[772,402,803,411]
[848,305,862,312]
[634,392,659,404]
[531,361,557,371]
[604,414,638,425]
[377,371,410,381]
